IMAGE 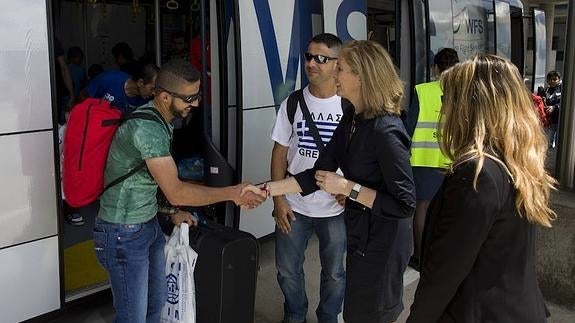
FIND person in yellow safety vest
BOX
[404,48,459,271]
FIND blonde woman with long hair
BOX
[407,55,555,323]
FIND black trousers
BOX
[343,209,412,323]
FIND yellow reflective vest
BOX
[410,81,451,168]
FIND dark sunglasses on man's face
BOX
[304,52,337,64]
[163,89,202,103]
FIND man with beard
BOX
[270,33,346,323]
[93,60,265,322]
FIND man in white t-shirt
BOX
[270,33,345,323]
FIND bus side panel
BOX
[0,237,60,322]
[0,132,58,248]
[323,0,367,41]
[237,0,301,237]
[0,2,53,132]
[238,0,297,108]
[0,0,60,320]
[240,110,277,238]
[0,0,58,252]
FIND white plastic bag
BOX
[161,223,198,323]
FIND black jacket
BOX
[294,107,415,220]
[540,84,562,124]
[407,158,547,323]
[293,107,415,322]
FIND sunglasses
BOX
[304,52,337,64]
[161,88,202,103]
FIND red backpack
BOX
[63,98,165,207]
[531,94,549,127]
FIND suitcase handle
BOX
[189,215,219,244]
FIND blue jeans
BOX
[275,212,346,323]
[93,217,166,323]
[547,123,559,148]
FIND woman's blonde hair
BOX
[340,40,403,118]
[439,54,556,227]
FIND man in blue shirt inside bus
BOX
[85,63,158,114]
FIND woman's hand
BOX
[170,210,198,227]
[315,170,352,196]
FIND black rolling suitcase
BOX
[189,219,259,323]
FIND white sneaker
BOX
[65,213,84,226]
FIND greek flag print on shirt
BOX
[296,120,338,151]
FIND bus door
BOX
[509,3,525,74]
[52,0,234,302]
[523,8,547,92]
[361,0,420,111]
[163,0,237,227]
[532,8,547,92]
[495,0,512,59]
[54,0,163,302]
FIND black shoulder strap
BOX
[103,107,171,192]
[103,161,147,191]
[101,107,170,135]
[127,107,172,136]
[295,90,325,151]
[287,90,299,125]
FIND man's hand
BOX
[170,210,198,227]
[335,194,347,207]
[315,170,351,195]
[273,197,295,234]
[234,183,266,209]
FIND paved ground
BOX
[52,235,575,323]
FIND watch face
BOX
[350,189,359,200]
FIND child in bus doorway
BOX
[538,71,562,148]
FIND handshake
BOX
[230,171,349,210]
[230,182,269,210]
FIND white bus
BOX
[0,0,546,321]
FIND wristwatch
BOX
[349,183,361,201]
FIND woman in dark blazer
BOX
[260,40,415,323]
[407,55,556,323]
